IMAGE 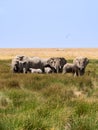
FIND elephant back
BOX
[28,57,43,69]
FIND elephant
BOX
[62,63,79,76]
[11,55,29,73]
[44,67,52,74]
[25,57,49,73]
[29,68,42,74]
[73,57,89,75]
[46,57,67,73]
[63,57,89,76]
[11,58,19,73]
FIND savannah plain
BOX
[0,48,98,59]
[0,48,98,130]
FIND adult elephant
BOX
[46,57,67,73]
[11,55,28,73]
[73,57,89,76]
[27,57,46,73]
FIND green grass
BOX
[0,59,98,130]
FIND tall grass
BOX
[0,59,98,130]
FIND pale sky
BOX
[0,0,98,48]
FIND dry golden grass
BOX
[0,48,98,59]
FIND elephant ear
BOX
[84,57,89,66]
[61,57,67,65]
[47,58,54,65]
[16,60,19,64]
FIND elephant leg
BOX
[42,67,45,73]
[56,66,60,73]
[76,70,79,76]
[57,68,59,73]
[74,72,77,77]
[77,69,81,76]
[23,68,27,73]
[62,69,66,74]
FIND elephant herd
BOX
[11,55,89,76]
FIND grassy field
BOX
[0,48,98,130]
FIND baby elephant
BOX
[44,67,52,74]
[29,68,42,74]
[63,63,80,76]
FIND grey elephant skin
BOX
[46,57,67,73]
[11,56,49,73]
[63,57,89,76]
[73,57,89,75]
[26,57,50,73]
[11,55,28,73]
[63,63,80,76]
